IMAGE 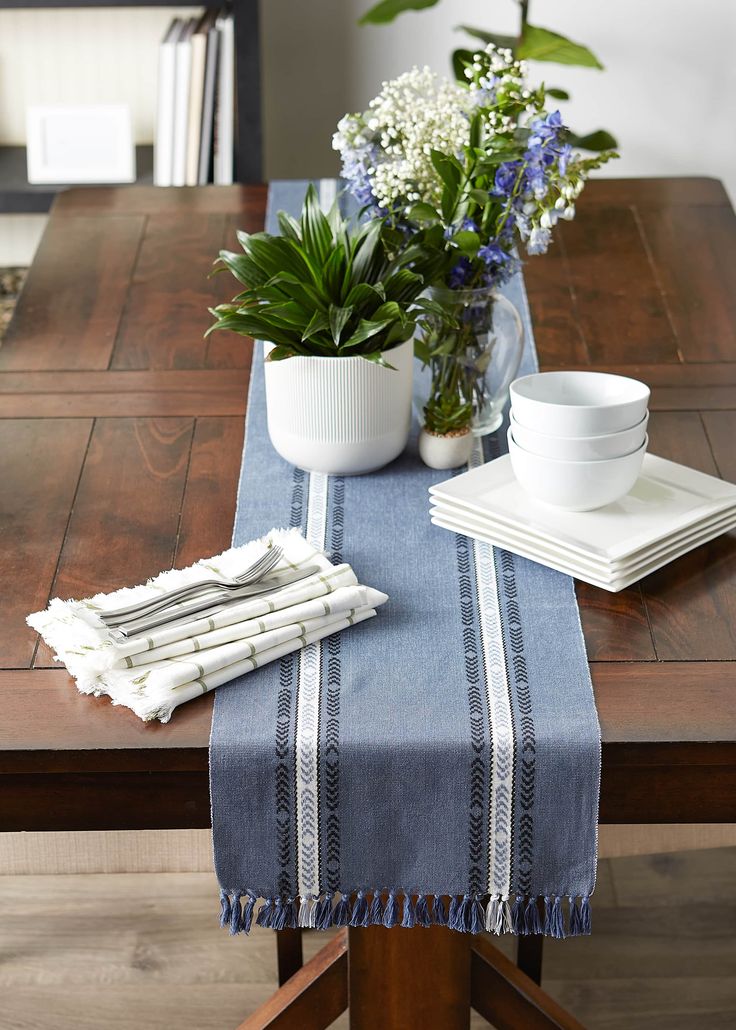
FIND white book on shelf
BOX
[154,18,182,187]
[185,12,215,187]
[172,18,196,188]
[198,19,221,184]
[214,13,234,186]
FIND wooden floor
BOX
[0,848,734,1029]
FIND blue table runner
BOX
[210,180,600,937]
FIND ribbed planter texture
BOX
[263,338,414,475]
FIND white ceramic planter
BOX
[418,427,474,470]
[263,338,413,475]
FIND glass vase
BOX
[424,286,524,436]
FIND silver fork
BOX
[99,544,283,626]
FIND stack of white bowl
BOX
[507,371,650,511]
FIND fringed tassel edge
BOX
[218,890,592,938]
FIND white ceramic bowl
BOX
[510,371,650,437]
[508,428,647,511]
[510,410,649,461]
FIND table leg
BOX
[516,932,544,985]
[347,925,471,1030]
[276,929,303,985]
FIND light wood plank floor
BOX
[1,848,735,1029]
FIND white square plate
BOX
[429,500,736,574]
[430,510,736,592]
[429,453,736,564]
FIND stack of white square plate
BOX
[429,453,736,592]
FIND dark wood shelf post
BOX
[232,0,262,183]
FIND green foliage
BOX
[517,24,603,68]
[569,129,619,152]
[423,391,472,436]
[208,185,434,364]
[359,0,439,26]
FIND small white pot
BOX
[418,426,474,470]
[263,338,413,475]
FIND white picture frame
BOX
[26,104,135,185]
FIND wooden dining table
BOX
[1,177,735,1030]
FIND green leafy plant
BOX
[359,0,617,152]
[208,184,436,366]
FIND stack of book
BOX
[154,10,235,187]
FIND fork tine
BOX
[237,544,282,583]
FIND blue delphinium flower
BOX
[449,258,473,288]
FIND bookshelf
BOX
[0,1,261,213]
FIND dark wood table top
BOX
[2,178,735,832]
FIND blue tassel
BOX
[368,891,383,925]
[415,894,431,927]
[581,896,591,935]
[451,895,471,932]
[272,897,284,930]
[543,896,553,936]
[256,898,274,929]
[569,895,591,935]
[314,893,333,930]
[219,890,232,929]
[448,894,462,931]
[511,895,525,935]
[383,891,399,928]
[401,893,416,928]
[524,897,542,935]
[568,896,581,935]
[241,893,256,934]
[350,890,369,927]
[332,893,351,926]
[432,895,448,926]
[551,898,568,939]
[284,898,299,930]
[469,896,485,934]
[228,892,242,935]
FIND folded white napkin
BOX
[28,528,387,722]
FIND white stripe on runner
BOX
[468,438,515,898]
[295,470,329,899]
[318,178,338,213]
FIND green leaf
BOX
[301,310,330,343]
[569,128,619,151]
[371,300,402,323]
[408,202,440,224]
[518,24,604,69]
[349,218,384,285]
[329,304,354,344]
[383,268,423,303]
[452,230,480,258]
[217,250,268,289]
[468,111,482,150]
[452,47,475,82]
[322,244,347,302]
[344,282,385,308]
[456,26,517,50]
[362,351,397,369]
[358,0,439,26]
[276,210,302,242]
[301,183,333,265]
[468,188,491,207]
[430,150,462,193]
[342,317,394,350]
[546,87,570,100]
[267,345,297,361]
